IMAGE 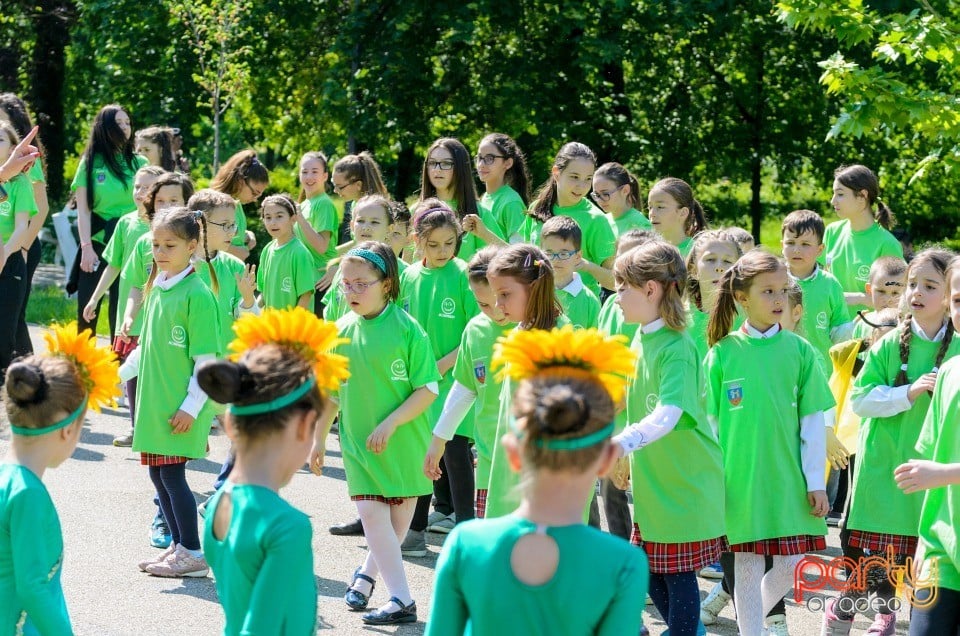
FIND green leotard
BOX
[426,515,648,636]
[0,464,73,635]
[203,483,317,635]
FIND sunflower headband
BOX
[227,307,350,415]
[492,326,636,450]
[11,322,120,437]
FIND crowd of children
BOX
[6,98,960,636]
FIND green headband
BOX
[10,398,88,437]
[230,376,317,416]
[511,418,615,451]
[346,248,387,275]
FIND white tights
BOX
[354,498,417,608]
[734,553,803,635]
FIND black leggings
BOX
[910,587,960,636]
[15,239,41,355]
[648,571,701,636]
[75,241,119,337]
[148,463,199,550]
[0,254,28,379]
[411,434,475,530]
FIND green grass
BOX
[26,285,112,336]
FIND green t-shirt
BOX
[480,186,526,242]
[686,302,745,362]
[521,198,616,295]
[452,314,514,488]
[294,193,339,270]
[848,325,960,537]
[611,207,653,237]
[322,259,407,323]
[203,484,316,635]
[103,211,149,331]
[821,220,903,314]
[231,201,248,248]
[453,199,506,263]
[70,154,147,221]
[793,266,851,376]
[598,298,639,433]
[334,303,441,497]
[425,515,648,636]
[195,251,248,351]
[0,173,38,243]
[27,158,45,184]
[399,258,479,436]
[556,274,600,329]
[119,233,155,337]
[627,326,725,543]
[705,329,834,544]
[256,238,317,309]
[678,236,694,259]
[133,272,222,458]
[916,356,960,592]
[0,464,72,635]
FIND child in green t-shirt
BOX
[199,309,346,635]
[209,150,270,262]
[683,229,744,363]
[591,162,652,237]
[646,177,707,259]
[540,215,600,329]
[475,133,530,244]
[255,194,316,310]
[293,151,338,316]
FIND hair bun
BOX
[533,385,589,436]
[5,362,48,406]
[197,360,243,405]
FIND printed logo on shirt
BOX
[816,311,828,330]
[723,379,744,410]
[440,297,456,318]
[281,276,293,293]
[390,359,408,381]
[0,201,9,216]
[170,325,187,348]
[96,169,107,184]
[856,265,871,282]
[473,359,486,385]
[645,393,659,414]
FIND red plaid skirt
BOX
[140,453,188,466]
[476,489,488,519]
[631,524,727,573]
[351,495,407,506]
[848,530,918,555]
[730,535,826,556]
[112,335,139,363]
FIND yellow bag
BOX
[829,339,864,451]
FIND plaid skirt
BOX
[730,535,826,556]
[631,524,728,573]
[848,530,918,555]
[112,335,139,363]
[140,453,188,466]
[351,495,407,506]
[476,489,488,519]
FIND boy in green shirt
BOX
[540,216,600,329]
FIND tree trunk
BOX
[394,144,416,201]
[29,0,76,205]
[213,104,221,174]
[750,34,765,242]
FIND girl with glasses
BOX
[592,162,652,239]
[210,150,270,262]
[475,133,531,245]
[332,152,390,248]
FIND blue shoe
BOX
[699,561,724,579]
[149,515,172,549]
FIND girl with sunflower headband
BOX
[197,307,347,635]
[0,322,119,635]
[426,326,648,635]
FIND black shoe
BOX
[344,567,376,611]
[329,518,364,536]
[362,597,417,625]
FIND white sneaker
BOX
[766,614,789,636]
[145,545,209,578]
[700,581,731,625]
[138,543,177,572]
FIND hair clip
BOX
[901,363,909,371]
[192,210,203,219]
[523,253,533,268]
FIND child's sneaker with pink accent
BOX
[145,545,209,578]
[821,598,854,636]
[138,543,176,572]
[865,611,897,636]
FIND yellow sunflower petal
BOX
[43,322,121,411]
[228,307,350,390]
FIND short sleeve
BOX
[829,278,850,327]
[406,320,442,390]
[10,176,38,216]
[121,239,151,289]
[293,247,318,296]
[851,331,897,400]
[657,344,700,431]
[916,379,940,458]
[451,327,476,391]
[231,202,248,247]
[70,157,88,191]
[187,288,222,358]
[797,340,836,417]
[704,346,722,419]
[28,159,45,184]
[101,220,127,268]
[586,215,616,265]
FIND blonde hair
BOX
[613,240,687,330]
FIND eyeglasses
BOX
[475,154,506,166]
[332,179,358,193]
[245,181,265,199]
[591,186,624,203]
[545,249,578,261]
[427,160,455,171]
[338,279,381,294]
[207,220,238,234]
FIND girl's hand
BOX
[309,443,325,476]
[461,214,479,234]
[82,299,99,323]
[118,315,134,343]
[908,372,938,403]
[80,244,99,273]
[169,410,195,434]
[610,456,631,491]
[826,428,850,470]
[235,264,256,302]
[895,459,952,494]
[367,420,397,454]
[807,490,829,517]
[423,436,446,480]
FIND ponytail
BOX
[529,142,596,224]
[708,275,740,347]
[875,200,896,231]
[595,162,641,208]
[835,164,896,230]
[488,244,561,330]
[197,213,220,295]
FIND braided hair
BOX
[894,248,955,386]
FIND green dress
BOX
[203,483,317,635]
[425,515,648,636]
[0,464,73,635]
